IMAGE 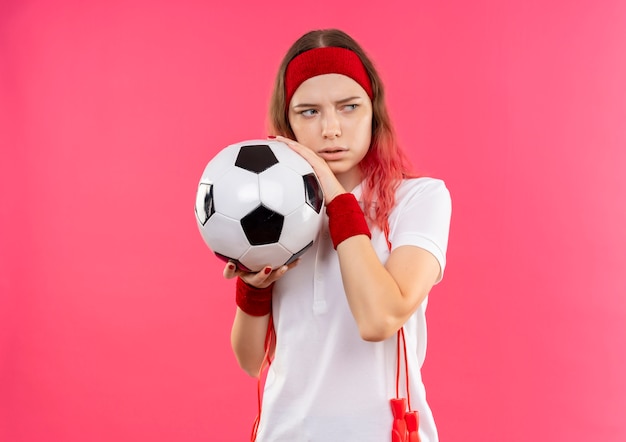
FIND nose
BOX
[322,111,341,139]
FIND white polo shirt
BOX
[256,177,451,442]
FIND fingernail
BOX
[267,135,276,139]
[264,267,272,274]
[228,263,236,270]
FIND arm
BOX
[277,136,450,342]
[337,238,441,341]
[226,262,294,377]
[326,191,445,341]
[230,308,272,377]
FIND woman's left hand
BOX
[274,135,346,204]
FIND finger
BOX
[240,265,274,288]
[274,136,343,197]
[265,265,289,284]
[275,136,308,157]
[285,258,301,271]
[275,136,317,162]
[223,261,238,279]
[265,259,300,284]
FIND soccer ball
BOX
[194,139,325,272]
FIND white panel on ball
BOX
[281,205,324,252]
[239,243,293,272]
[258,165,306,215]
[212,167,261,220]
[202,213,250,260]
[270,142,315,175]
[198,143,241,184]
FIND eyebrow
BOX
[292,96,363,109]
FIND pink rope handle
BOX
[392,327,420,442]
[395,327,412,410]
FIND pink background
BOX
[2,0,625,440]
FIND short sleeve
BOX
[388,178,452,283]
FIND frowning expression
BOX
[288,73,373,191]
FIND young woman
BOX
[224,29,451,442]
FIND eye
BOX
[300,109,318,117]
[342,104,359,112]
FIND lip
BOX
[318,146,347,161]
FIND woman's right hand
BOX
[274,135,347,205]
[222,260,299,289]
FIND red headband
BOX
[284,47,374,108]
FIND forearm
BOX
[337,237,404,341]
[325,193,410,340]
[229,277,275,377]
[231,309,272,377]
[337,238,438,342]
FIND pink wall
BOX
[2,0,625,440]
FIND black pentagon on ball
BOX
[241,205,284,245]
[235,144,279,173]
[195,183,215,226]
[303,173,324,213]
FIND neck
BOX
[335,168,363,193]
